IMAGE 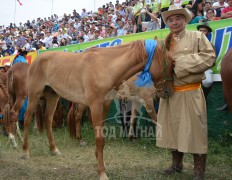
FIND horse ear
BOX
[154,36,158,41]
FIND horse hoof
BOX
[52,149,61,156]
[100,173,108,180]
[21,152,30,160]
[79,140,87,146]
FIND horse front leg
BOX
[10,96,26,122]
[90,101,108,180]
[16,121,23,142]
[8,124,17,147]
[144,98,157,124]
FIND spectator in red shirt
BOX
[221,0,232,19]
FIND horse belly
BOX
[51,85,87,105]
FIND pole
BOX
[14,0,17,25]
[51,0,54,15]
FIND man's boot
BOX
[193,154,207,180]
[163,150,184,175]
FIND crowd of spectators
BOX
[0,0,231,58]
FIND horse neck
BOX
[111,55,146,88]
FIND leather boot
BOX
[163,150,184,175]
[193,154,207,180]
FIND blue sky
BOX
[0,0,125,27]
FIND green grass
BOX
[0,122,231,180]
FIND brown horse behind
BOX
[22,40,174,180]
[221,48,232,111]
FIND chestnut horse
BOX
[67,74,157,143]
[21,40,174,180]
[0,64,28,147]
[221,48,232,111]
[4,63,29,146]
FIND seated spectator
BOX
[78,36,84,43]
[88,28,96,41]
[221,0,232,19]
[23,39,31,51]
[105,26,115,38]
[204,2,212,16]
[60,38,67,46]
[205,8,221,21]
[213,0,228,17]
[38,41,46,50]
[189,0,206,24]
[94,30,104,40]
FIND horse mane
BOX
[87,40,148,63]
[165,32,177,51]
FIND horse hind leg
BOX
[43,87,61,156]
[75,104,87,146]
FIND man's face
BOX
[167,14,186,35]
[199,27,209,36]
[228,0,232,6]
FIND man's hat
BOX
[197,22,212,33]
[4,62,11,67]
[161,4,192,25]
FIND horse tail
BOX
[0,77,9,100]
[67,103,77,139]
[35,99,46,133]
[7,70,14,105]
[3,103,11,133]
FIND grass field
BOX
[0,121,231,180]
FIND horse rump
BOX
[221,48,232,111]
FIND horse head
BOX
[149,41,174,99]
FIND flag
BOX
[17,0,23,5]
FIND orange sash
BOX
[174,82,201,92]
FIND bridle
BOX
[154,41,173,91]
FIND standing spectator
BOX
[44,31,53,49]
[221,0,232,19]
[81,8,88,18]
[150,0,161,14]
[12,48,28,65]
[197,22,215,98]
[144,10,161,31]
[158,4,215,179]
[160,0,172,28]
[115,19,128,36]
